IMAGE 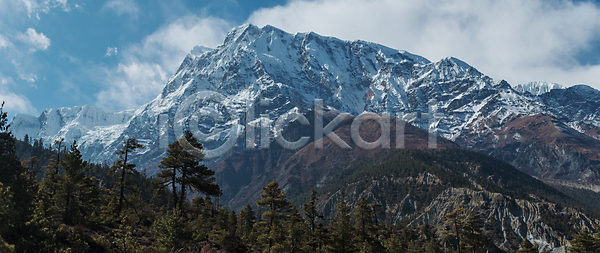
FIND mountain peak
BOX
[189,45,212,56]
[222,23,261,46]
[438,57,475,72]
[514,81,564,96]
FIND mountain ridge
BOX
[9,23,600,186]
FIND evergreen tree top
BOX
[0,102,9,133]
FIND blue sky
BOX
[1,0,600,118]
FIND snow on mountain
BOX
[514,81,564,96]
[9,24,600,178]
[10,105,136,163]
[190,45,213,56]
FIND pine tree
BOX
[157,131,220,211]
[570,229,600,253]
[369,201,384,228]
[112,138,144,217]
[42,138,65,199]
[157,139,182,210]
[151,209,192,251]
[462,214,486,253]
[239,204,256,244]
[443,206,466,253]
[316,223,329,252]
[303,189,323,252]
[0,102,39,251]
[256,180,291,252]
[221,210,248,252]
[384,232,402,253]
[56,141,103,225]
[425,239,442,253]
[188,196,217,241]
[354,196,385,252]
[355,196,374,242]
[226,210,238,235]
[328,191,356,253]
[178,131,221,205]
[0,182,16,252]
[517,239,537,253]
[286,206,309,253]
[21,156,40,181]
[110,220,142,253]
[53,138,65,175]
[23,134,29,145]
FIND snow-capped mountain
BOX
[514,81,564,96]
[10,24,600,185]
[11,105,135,162]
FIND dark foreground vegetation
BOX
[1,102,600,252]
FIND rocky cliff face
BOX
[320,186,596,252]
[308,149,599,252]
[465,114,600,185]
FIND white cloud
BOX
[17,28,50,52]
[0,34,11,48]
[105,47,118,57]
[0,74,37,116]
[103,0,138,16]
[18,72,36,83]
[16,0,71,18]
[11,59,38,85]
[247,0,600,88]
[95,15,231,110]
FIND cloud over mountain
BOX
[248,0,600,89]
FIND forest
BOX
[1,101,600,252]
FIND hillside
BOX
[287,146,599,251]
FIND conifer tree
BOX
[328,191,356,253]
[0,102,39,251]
[286,206,309,252]
[178,131,221,205]
[42,138,65,199]
[111,220,142,253]
[157,131,220,210]
[56,141,103,225]
[227,210,238,236]
[570,229,600,253]
[239,204,256,244]
[23,134,29,145]
[462,214,486,253]
[443,206,466,253]
[303,189,323,251]
[369,201,384,228]
[355,196,374,242]
[156,140,180,209]
[151,209,192,251]
[256,180,291,252]
[51,138,65,178]
[112,138,144,217]
[22,156,40,180]
[354,196,385,252]
[517,239,537,253]
[425,239,442,253]
[384,233,403,253]
[0,182,16,252]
